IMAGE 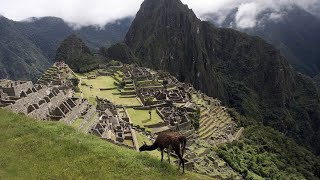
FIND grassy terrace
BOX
[127,108,163,132]
[0,109,210,179]
[78,75,141,106]
[192,94,206,106]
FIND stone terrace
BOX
[37,61,77,88]
[0,79,96,132]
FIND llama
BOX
[139,132,187,172]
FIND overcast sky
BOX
[0,0,319,28]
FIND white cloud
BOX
[269,13,284,21]
[0,0,144,27]
[0,0,318,28]
[236,2,260,28]
[182,0,319,29]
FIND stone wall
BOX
[0,81,33,97]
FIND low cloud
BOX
[0,0,144,27]
[183,0,320,29]
[0,0,319,28]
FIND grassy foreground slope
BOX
[0,109,208,180]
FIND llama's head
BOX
[139,142,148,152]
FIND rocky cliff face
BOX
[124,0,320,153]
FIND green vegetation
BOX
[218,126,320,179]
[0,109,208,179]
[127,108,163,132]
[55,34,101,73]
[78,75,141,106]
[191,94,206,106]
[135,132,162,158]
[71,118,84,129]
[189,108,200,129]
[100,43,138,64]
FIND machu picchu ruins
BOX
[0,61,243,179]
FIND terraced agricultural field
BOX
[191,94,206,106]
[78,75,141,106]
[198,106,232,140]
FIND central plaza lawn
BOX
[127,108,163,132]
[78,76,141,106]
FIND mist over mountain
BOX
[0,16,131,80]
[205,6,320,77]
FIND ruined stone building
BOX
[91,98,138,150]
[156,106,195,139]
[0,79,95,129]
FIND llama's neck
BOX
[145,143,158,151]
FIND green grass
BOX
[71,118,84,129]
[192,94,206,106]
[82,76,117,89]
[127,108,163,132]
[78,75,141,106]
[79,112,99,133]
[0,109,209,179]
[135,132,177,162]
[135,133,161,158]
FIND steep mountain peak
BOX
[55,34,100,72]
[122,0,320,155]
[125,0,201,51]
[141,0,187,9]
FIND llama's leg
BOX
[161,149,164,162]
[175,149,185,173]
[167,147,171,164]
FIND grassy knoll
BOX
[127,108,163,132]
[0,109,209,179]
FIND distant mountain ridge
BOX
[0,16,132,80]
[206,6,320,77]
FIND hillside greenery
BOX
[0,109,208,179]
[55,34,101,73]
[0,16,51,81]
[0,16,131,80]
[217,126,320,180]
